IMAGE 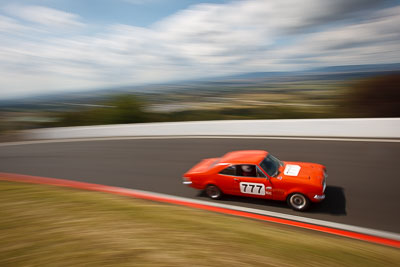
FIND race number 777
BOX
[239,182,265,195]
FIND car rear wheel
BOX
[205,185,222,200]
[287,193,310,211]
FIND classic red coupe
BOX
[182,150,327,211]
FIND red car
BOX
[183,150,327,211]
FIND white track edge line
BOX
[100,185,400,241]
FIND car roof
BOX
[220,150,268,165]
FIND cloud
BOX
[3,5,84,29]
[271,5,400,66]
[0,0,399,98]
[150,0,400,70]
[0,15,26,32]
[122,0,160,5]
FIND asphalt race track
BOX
[0,137,399,233]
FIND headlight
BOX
[322,169,327,192]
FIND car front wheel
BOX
[287,193,310,211]
[205,184,223,200]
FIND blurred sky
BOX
[0,0,399,99]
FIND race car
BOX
[182,150,327,211]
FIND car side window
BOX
[219,165,236,176]
[237,164,257,177]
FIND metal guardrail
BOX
[26,118,400,140]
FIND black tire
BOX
[205,184,223,200]
[287,193,310,211]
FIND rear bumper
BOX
[182,176,193,185]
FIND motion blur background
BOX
[0,0,399,137]
[1,2,400,265]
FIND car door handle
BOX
[233,178,240,182]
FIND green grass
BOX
[0,181,399,266]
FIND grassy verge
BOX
[0,181,399,266]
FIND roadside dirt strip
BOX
[1,172,399,248]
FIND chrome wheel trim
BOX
[206,185,220,199]
[290,194,306,210]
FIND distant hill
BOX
[1,63,399,105]
[215,63,400,80]
[304,63,400,73]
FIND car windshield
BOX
[259,154,283,177]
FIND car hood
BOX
[279,161,324,181]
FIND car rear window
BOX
[219,165,235,175]
[211,158,221,167]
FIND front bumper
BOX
[313,194,325,200]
